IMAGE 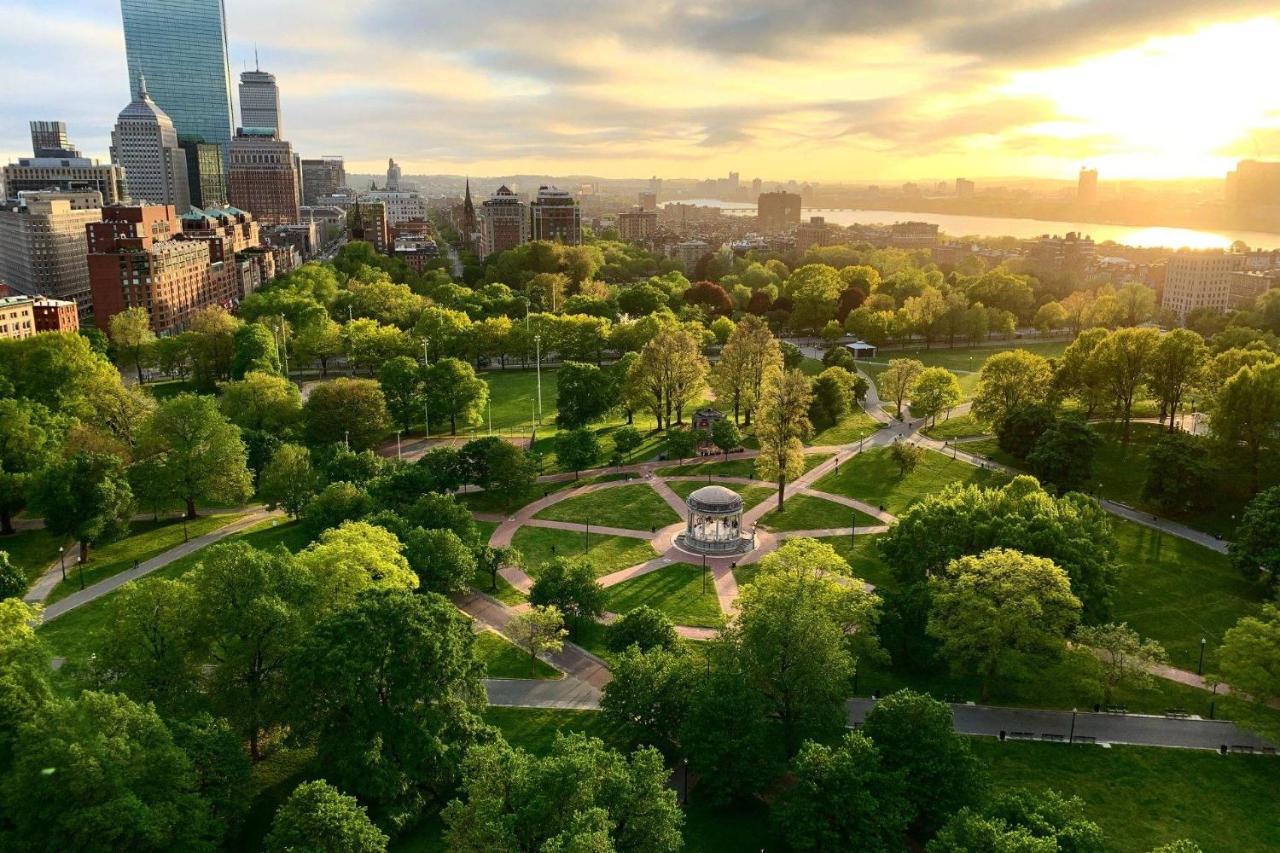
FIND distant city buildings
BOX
[300,157,346,205]
[88,203,238,334]
[227,130,300,226]
[1226,160,1280,210]
[795,216,837,252]
[1077,167,1098,204]
[3,124,127,204]
[757,191,802,232]
[0,295,36,340]
[1162,250,1247,318]
[120,0,235,166]
[0,191,103,318]
[386,158,402,191]
[110,78,191,209]
[669,239,710,273]
[638,191,657,211]
[956,178,975,198]
[478,185,528,259]
[530,186,581,245]
[618,209,657,242]
[886,220,940,248]
[360,189,427,225]
[1025,232,1096,280]
[349,201,391,254]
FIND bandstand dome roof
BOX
[687,485,742,513]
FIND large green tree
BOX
[377,355,424,433]
[554,427,601,480]
[1089,326,1160,442]
[424,357,488,435]
[28,451,134,563]
[259,443,318,518]
[1230,486,1280,591]
[1146,329,1207,430]
[771,731,912,852]
[910,367,963,426]
[109,306,157,384]
[2,690,218,851]
[231,322,282,379]
[927,548,1082,700]
[879,358,925,420]
[929,788,1106,853]
[265,780,388,853]
[972,350,1053,427]
[861,689,986,837]
[442,732,682,852]
[1215,603,1280,741]
[137,393,253,518]
[287,589,489,830]
[91,577,198,714]
[0,398,61,534]
[219,370,302,432]
[556,361,616,428]
[1210,361,1280,494]
[294,521,418,612]
[303,378,392,451]
[600,645,694,756]
[754,368,813,510]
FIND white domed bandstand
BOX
[675,484,755,556]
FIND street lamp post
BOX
[183,513,189,544]
[58,546,66,582]
[424,401,430,439]
[702,551,708,594]
[396,431,402,460]
[851,511,857,548]
[1069,709,1077,743]
[535,335,543,424]
[584,519,590,554]
[422,338,430,367]
[1198,637,1206,675]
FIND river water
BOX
[663,200,1280,251]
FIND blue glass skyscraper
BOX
[120,0,235,169]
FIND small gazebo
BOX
[676,485,754,555]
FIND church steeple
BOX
[463,176,477,231]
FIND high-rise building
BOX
[1225,160,1280,209]
[638,191,657,211]
[956,178,975,198]
[178,137,228,207]
[227,130,300,226]
[360,190,426,225]
[530,185,580,245]
[238,66,282,137]
[795,216,836,252]
[1161,250,1247,319]
[0,191,104,319]
[111,78,191,209]
[349,201,391,254]
[300,157,345,205]
[751,178,762,197]
[1077,167,1098,204]
[617,209,657,243]
[180,205,271,299]
[478,186,528,258]
[386,158,402,191]
[88,203,236,334]
[757,191,802,232]
[29,121,78,158]
[120,0,235,167]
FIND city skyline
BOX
[2,1,1279,182]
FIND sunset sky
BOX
[3,0,1279,181]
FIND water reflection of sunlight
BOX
[1116,228,1232,251]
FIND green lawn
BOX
[474,629,560,679]
[469,566,526,605]
[810,409,883,445]
[665,479,776,510]
[734,533,890,591]
[656,452,831,482]
[974,739,1280,853]
[512,526,656,579]
[758,493,878,532]
[45,514,242,604]
[604,563,725,628]
[815,446,1009,515]
[861,340,1071,403]
[483,706,624,754]
[473,519,499,544]
[1110,520,1264,673]
[535,484,679,531]
[0,527,66,584]
[921,412,989,440]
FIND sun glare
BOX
[1005,18,1280,178]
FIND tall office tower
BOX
[751,177,762,197]
[0,191,103,319]
[88,203,235,334]
[1077,167,1098,204]
[638,191,657,211]
[300,157,345,205]
[386,158,402,190]
[110,78,191,209]
[478,186,528,258]
[239,66,282,137]
[120,0,235,167]
[757,191,802,232]
[30,121,79,157]
[530,185,581,245]
[179,137,228,207]
[956,178,975,198]
[227,130,300,226]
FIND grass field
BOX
[511,526,656,579]
[45,513,242,604]
[656,451,831,481]
[0,526,66,584]
[810,409,883,445]
[474,629,560,679]
[665,479,776,510]
[604,563,725,628]
[814,446,1009,515]
[921,412,989,440]
[758,493,879,532]
[534,484,679,531]
[972,739,1280,853]
[1110,520,1264,673]
[860,340,1072,403]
